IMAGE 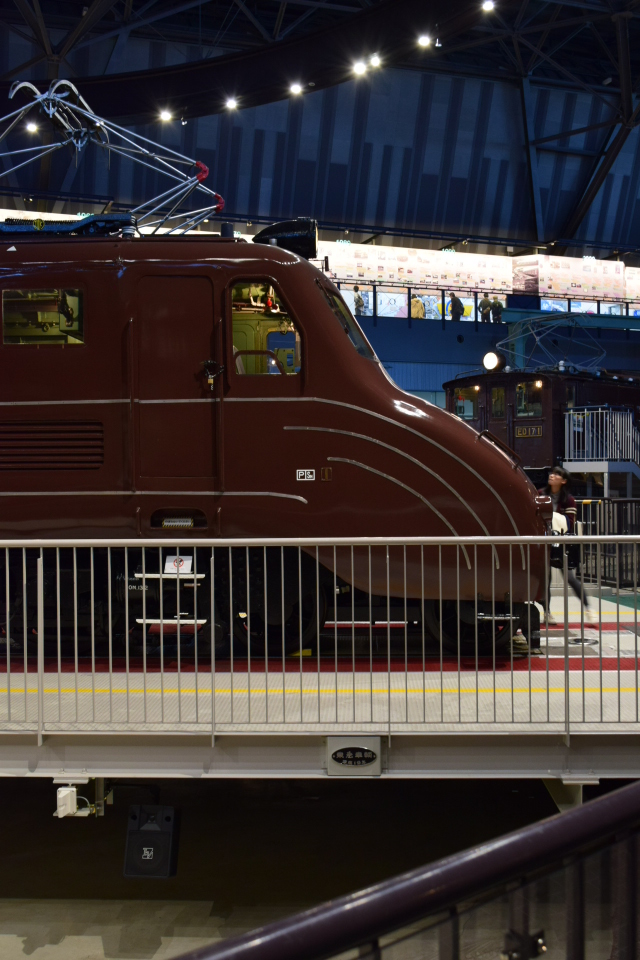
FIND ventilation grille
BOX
[0,421,104,470]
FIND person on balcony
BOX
[538,466,596,626]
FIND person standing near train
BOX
[538,466,596,626]
[478,294,492,323]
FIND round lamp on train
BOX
[482,350,506,371]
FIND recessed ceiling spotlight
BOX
[418,34,431,47]
[482,0,494,9]
[159,109,172,121]
[26,122,37,133]
[353,61,367,75]
[435,37,442,47]
[603,76,612,85]
[370,54,381,67]
[226,97,238,109]
[290,82,303,95]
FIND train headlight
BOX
[482,350,505,371]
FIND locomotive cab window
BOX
[454,386,479,420]
[317,281,376,359]
[516,380,543,417]
[231,282,301,375]
[3,289,84,345]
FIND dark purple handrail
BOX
[175,780,640,960]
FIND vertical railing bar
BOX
[634,542,638,723]
[351,545,355,724]
[386,544,391,740]
[369,545,373,725]
[246,546,252,726]
[141,547,147,723]
[597,540,603,722]
[107,547,113,723]
[37,555,43,746]
[159,546,164,723]
[73,548,78,723]
[333,545,337,725]
[194,547,199,725]
[580,543,585,723]
[315,546,319,725]
[282,546,286,725]
[22,549,27,721]
[125,548,130,723]
[616,541,621,723]
[265,547,270,725]
[474,545,478,723]
[527,544,532,724]
[491,542,496,725]
[56,548,61,721]
[176,543,182,724]
[299,546,303,724]
[456,545,461,723]
[5,548,10,723]
[545,544,550,723]
[439,545,443,723]
[210,550,216,743]
[509,545,514,724]
[403,545,408,725]
[421,544,425,725]
[90,548,95,723]
[229,546,234,725]
[563,542,570,743]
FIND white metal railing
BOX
[565,407,640,465]
[1,536,639,740]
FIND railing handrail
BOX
[1,534,640,547]
[175,781,640,960]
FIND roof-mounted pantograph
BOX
[0,80,225,236]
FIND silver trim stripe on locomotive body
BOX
[327,457,472,570]
[0,490,308,503]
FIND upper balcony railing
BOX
[565,406,640,465]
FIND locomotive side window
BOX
[316,281,376,359]
[2,289,84,345]
[516,381,543,417]
[491,387,505,419]
[454,386,479,420]
[231,281,301,375]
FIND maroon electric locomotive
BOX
[0,217,550,655]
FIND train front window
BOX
[454,387,479,420]
[491,387,505,419]
[3,289,84,345]
[516,381,543,417]
[231,282,301,375]
[316,281,376,359]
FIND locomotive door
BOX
[485,383,508,447]
[135,275,216,481]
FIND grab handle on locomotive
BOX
[476,429,522,469]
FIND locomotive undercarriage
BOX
[0,548,540,660]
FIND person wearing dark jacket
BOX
[538,466,596,626]
[490,297,503,323]
[449,293,464,322]
[478,295,492,323]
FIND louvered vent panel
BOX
[0,421,104,470]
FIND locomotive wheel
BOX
[423,600,513,654]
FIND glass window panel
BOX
[570,300,598,314]
[446,295,475,321]
[376,286,409,318]
[600,302,623,315]
[541,298,568,312]
[317,282,376,358]
[340,283,374,317]
[231,281,301,375]
[3,289,84,345]
[454,385,480,420]
[491,386,505,418]
[516,380,543,417]
[629,302,640,317]
[410,290,442,319]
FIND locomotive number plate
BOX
[515,425,542,438]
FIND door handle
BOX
[202,360,224,389]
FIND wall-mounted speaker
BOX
[123,805,178,878]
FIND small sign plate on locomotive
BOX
[515,425,542,438]
[326,736,381,776]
